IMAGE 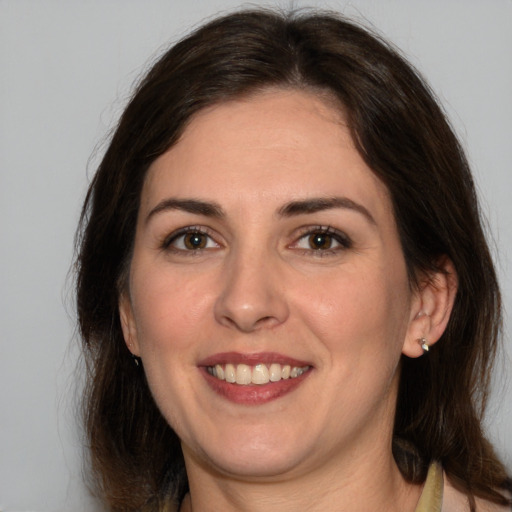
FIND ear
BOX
[402,256,458,358]
[119,292,141,357]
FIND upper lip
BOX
[198,352,312,368]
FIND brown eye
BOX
[183,232,207,250]
[293,227,351,255]
[308,233,333,250]
[165,228,219,252]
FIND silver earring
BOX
[419,338,429,352]
[132,354,141,366]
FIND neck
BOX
[180,440,422,512]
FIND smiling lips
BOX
[207,362,311,385]
[200,352,312,404]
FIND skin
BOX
[120,89,456,511]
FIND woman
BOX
[75,8,512,512]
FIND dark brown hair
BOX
[75,8,511,511]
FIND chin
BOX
[206,450,306,480]
[186,426,313,480]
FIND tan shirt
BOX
[415,462,511,512]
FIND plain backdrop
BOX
[1,1,511,510]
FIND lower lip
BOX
[201,368,311,405]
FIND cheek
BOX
[294,264,411,357]
[129,264,218,356]
[128,270,209,420]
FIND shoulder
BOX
[442,475,511,512]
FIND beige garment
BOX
[415,462,444,512]
[414,462,511,512]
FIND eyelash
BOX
[161,226,219,255]
[160,225,352,257]
[292,225,352,256]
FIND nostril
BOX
[220,314,277,332]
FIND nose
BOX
[214,249,289,333]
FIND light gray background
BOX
[1,1,511,511]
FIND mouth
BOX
[206,363,311,385]
[199,352,313,404]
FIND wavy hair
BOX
[75,9,511,511]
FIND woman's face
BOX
[120,89,423,481]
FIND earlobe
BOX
[119,293,140,356]
[402,257,458,358]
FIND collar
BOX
[415,462,444,512]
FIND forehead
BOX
[140,89,392,221]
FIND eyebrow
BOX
[145,196,376,225]
[278,197,376,225]
[145,198,225,224]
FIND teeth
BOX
[215,364,225,380]
[236,364,252,385]
[269,363,282,382]
[225,363,236,383]
[251,364,269,384]
[207,362,310,385]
